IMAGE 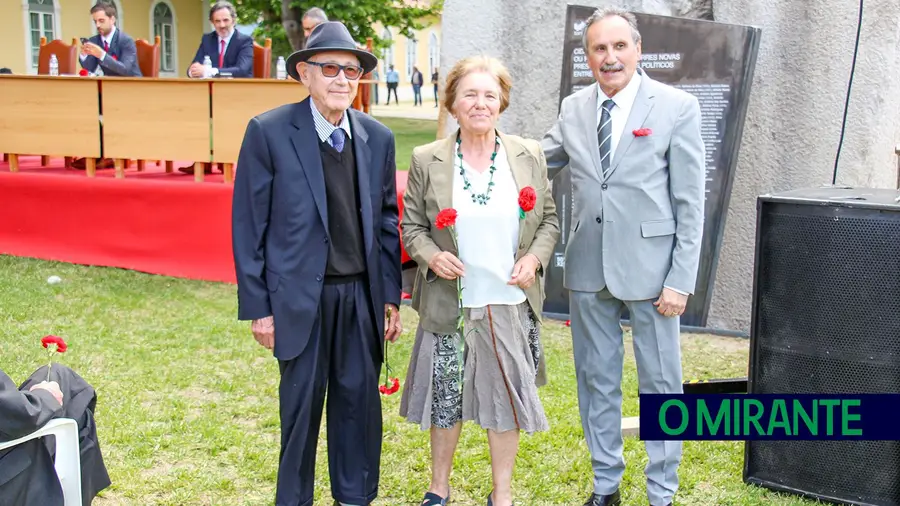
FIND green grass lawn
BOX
[0,255,825,505]
[375,116,438,171]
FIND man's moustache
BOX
[600,64,625,71]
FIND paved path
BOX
[370,101,439,121]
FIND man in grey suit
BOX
[542,8,705,506]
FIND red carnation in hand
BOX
[633,128,652,137]
[379,377,400,395]
[518,186,537,213]
[41,335,67,381]
[41,335,67,353]
[435,208,458,230]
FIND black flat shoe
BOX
[421,492,449,505]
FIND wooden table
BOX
[0,75,383,183]
[210,79,309,182]
[0,75,101,172]
[100,78,212,180]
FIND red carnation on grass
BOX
[518,186,537,214]
[379,377,400,395]
[41,335,67,381]
[633,128,652,137]
[42,335,67,353]
[565,320,571,327]
[435,208,458,230]
[78,69,88,77]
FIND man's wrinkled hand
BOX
[384,304,402,342]
[252,315,275,350]
[653,288,688,318]
[31,381,63,405]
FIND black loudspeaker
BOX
[744,186,900,505]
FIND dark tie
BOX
[598,99,615,178]
[219,40,225,68]
[103,40,109,53]
[330,128,345,153]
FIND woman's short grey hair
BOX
[303,7,328,24]
[581,7,642,52]
[209,0,237,21]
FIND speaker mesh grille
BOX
[747,202,900,506]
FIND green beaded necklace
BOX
[456,134,500,205]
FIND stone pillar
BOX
[440,0,900,331]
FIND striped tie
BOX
[598,99,615,178]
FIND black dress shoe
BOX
[583,489,621,506]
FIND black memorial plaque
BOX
[543,6,761,328]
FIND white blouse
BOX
[451,139,527,309]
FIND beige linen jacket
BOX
[401,130,560,334]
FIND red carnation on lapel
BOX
[518,187,537,213]
[435,208,458,229]
[78,69,88,76]
[112,54,118,61]
[633,128,652,137]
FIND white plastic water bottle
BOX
[202,55,212,78]
[49,54,59,76]
[276,56,286,80]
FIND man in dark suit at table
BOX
[231,21,402,506]
[79,1,142,77]
[187,0,253,79]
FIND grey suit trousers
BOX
[570,288,683,506]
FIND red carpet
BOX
[0,156,410,284]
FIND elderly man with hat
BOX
[231,21,403,506]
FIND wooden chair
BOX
[253,38,272,79]
[37,37,78,167]
[38,37,77,75]
[131,36,162,172]
[354,38,375,114]
[136,35,160,78]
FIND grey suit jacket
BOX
[542,70,705,300]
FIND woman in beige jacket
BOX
[399,55,560,506]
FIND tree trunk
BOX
[281,0,305,50]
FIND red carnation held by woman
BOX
[518,187,537,212]
[435,208,458,229]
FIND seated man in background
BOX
[0,365,111,506]
[80,1,142,77]
[187,0,253,78]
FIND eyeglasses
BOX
[306,61,364,80]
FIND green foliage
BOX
[233,0,442,59]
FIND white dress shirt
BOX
[595,69,642,161]
[452,140,526,308]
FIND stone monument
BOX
[439,0,900,332]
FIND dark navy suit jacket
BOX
[231,98,403,361]
[189,30,254,78]
[79,29,142,77]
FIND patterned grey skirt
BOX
[399,302,549,434]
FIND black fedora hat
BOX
[286,21,378,81]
